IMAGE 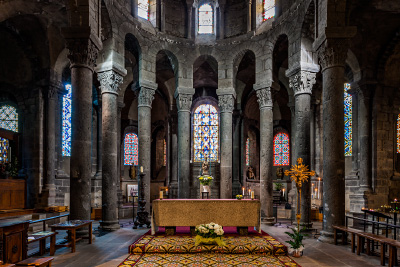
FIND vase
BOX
[202,185,210,193]
[292,249,303,257]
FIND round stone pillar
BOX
[138,84,156,212]
[255,86,274,224]
[218,93,235,199]
[98,70,124,230]
[175,89,194,198]
[169,111,179,198]
[289,71,316,227]
[317,39,348,242]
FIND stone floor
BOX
[43,219,388,267]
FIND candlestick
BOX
[159,190,163,200]
[251,191,254,200]
[140,166,143,173]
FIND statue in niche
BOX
[202,158,209,176]
[247,166,256,180]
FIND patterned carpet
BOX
[120,230,301,267]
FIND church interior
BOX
[0,0,400,266]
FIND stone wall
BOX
[165,0,186,38]
[225,0,247,38]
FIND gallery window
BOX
[124,133,139,166]
[344,83,352,156]
[193,104,219,162]
[198,4,213,34]
[138,0,150,20]
[0,105,18,133]
[246,138,250,166]
[273,132,289,166]
[263,0,275,21]
[62,84,72,156]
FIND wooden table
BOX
[50,220,93,253]
[152,199,261,235]
[27,231,56,256]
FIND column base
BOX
[38,185,56,208]
[318,230,335,244]
[99,220,121,231]
[261,217,276,226]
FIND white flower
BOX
[298,246,304,252]
[202,228,209,233]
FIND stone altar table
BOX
[151,199,261,235]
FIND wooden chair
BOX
[15,257,54,267]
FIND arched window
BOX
[124,133,139,166]
[163,139,167,166]
[273,132,290,166]
[263,0,275,21]
[397,114,400,154]
[344,83,352,156]
[193,104,219,162]
[246,138,250,166]
[0,137,9,163]
[62,84,72,156]
[138,0,150,20]
[0,105,18,132]
[198,4,213,34]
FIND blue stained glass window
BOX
[124,133,139,166]
[273,133,289,166]
[263,0,275,21]
[344,83,352,156]
[138,0,150,20]
[62,84,72,156]
[0,105,18,132]
[198,4,213,34]
[0,137,9,163]
[193,104,219,162]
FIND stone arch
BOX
[124,33,142,99]
[300,1,317,66]
[156,49,179,107]
[272,34,289,87]
[345,49,361,83]
[233,50,256,108]
[377,28,400,83]
[193,55,218,89]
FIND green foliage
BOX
[274,182,284,191]
[284,227,306,249]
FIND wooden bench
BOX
[333,225,363,253]
[387,240,400,267]
[0,260,16,267]
[15,257,53,267]
[27,232,56,256]
[357,232,394,266]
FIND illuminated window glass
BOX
[263,0,275,21]
[344,83,352,156]
[163,139,166,166]
[0,138,9,163]
[124,133,139,166]
[62,84,72,156]
[246,138,250,166]
[198,4,213,34]
[273,133,289,166]
[397,114,400,153]
[0,105,18,133]
[193,104,219,162]
[138,0,150,20]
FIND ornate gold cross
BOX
[284,158,315,227]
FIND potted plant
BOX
[195,222,226,246]
[236,194,243,200]
[199,175,213,192]
[285,227,306,257]
[274,182,284,191]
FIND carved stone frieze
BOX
[289,71,316,96]
[138,87,156,108]
[98,70,124,95]
[255,88,273,109]
[65,38,99,69]
[318,39,349,71]
[218,94,235,113]
[176,94,193,111]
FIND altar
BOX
[151,199,261,235]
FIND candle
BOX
[318,177,321,199]
[248,189,251,196]
[166,188,168,195]
[315,188,318,199]
[282,188,285,197]
[311,183,314,198]
[242,187,245,196]
[251,191,254,200]
[159,190,163,199]
[140,166,143,173]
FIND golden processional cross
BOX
[284,158,315,227]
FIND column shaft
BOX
[169,112,178,198]
[358,90,372,190]
[232,112,242,195]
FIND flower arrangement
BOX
[285,227,307,257]
[236,195,243,200]
[198,175,213,186]
[195,222,226,246]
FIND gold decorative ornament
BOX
[284,158,315,227]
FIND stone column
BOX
[160,0,166,32]
[98,70,124,230]
[64,36,101,221]
[254,85,274,224]
[288,70,316,227]
[175,87,195,198]
[94,104,102,179]
[247,0,252,32]
[42,81,62,207]
[187,6,193,38]
[218,90,235,198]
[218,5,225,39]
[138,82,157,212]
[117,101,125,211]
[232,110,242,196]
[317,39,348,242]
[169,109,178,198]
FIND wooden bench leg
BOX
[380,243,385,266]
[71,229,76,253]
[50,235,56,256]
[39,239,46,255]
[366,239,371,255]
[357,235,362,255]
[351,233,356,253]
[342,232,347,245]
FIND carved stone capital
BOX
[218,94,235,113]
[318,39,349,71]
[138,87,156,108]
[176,94,193,112]
[48,81,63,100]
[289,71,316,96]
[255,88,273,109]
[65,38,99,69]
[98,70,124,96]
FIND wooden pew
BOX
[332,225,363,253]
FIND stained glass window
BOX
[263,0,275,21]
[163,139,166,166]
[198,4,213,34]
[0,138,9,163]
[246,138,250,166]
[344,83,352,156]
[397,114,400,153]
[0,105,18,132]
[138,0,150,20]
[193,104,219,162]
[62,84,72,156]
[273,133,289,166]
[124,133,139,166]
